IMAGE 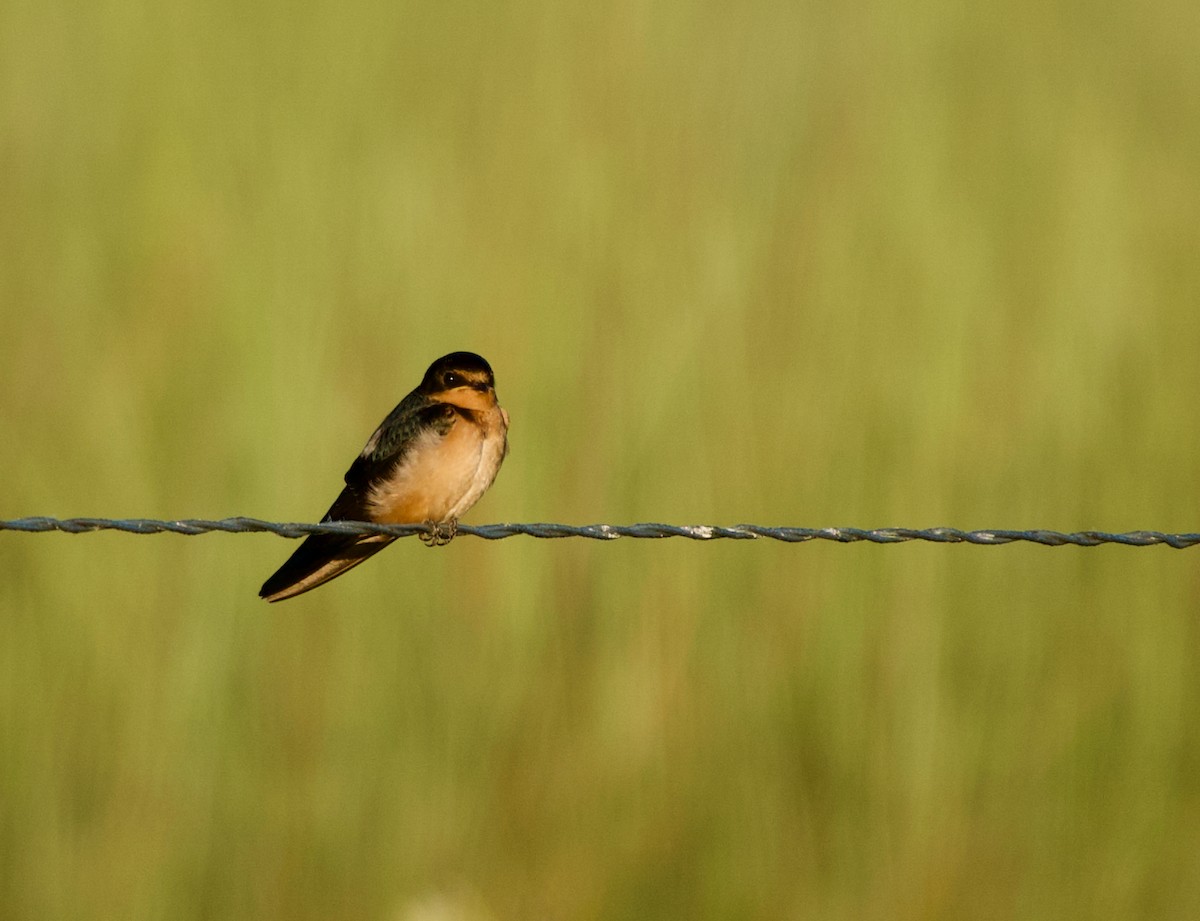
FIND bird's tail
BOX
[259,533,396,602]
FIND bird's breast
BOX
[366,405,507,524]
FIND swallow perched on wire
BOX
[259,351,509,602]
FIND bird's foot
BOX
[420,518,458,547]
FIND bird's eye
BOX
[444,372,461,387]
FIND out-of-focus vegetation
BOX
[2,0,1199,918]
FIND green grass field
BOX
[3,1,1200,918]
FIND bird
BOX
[259,351,509,602]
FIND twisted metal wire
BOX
[2,517,1198,548]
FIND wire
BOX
[2,517,1198,548]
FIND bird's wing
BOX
[258,399,457,603]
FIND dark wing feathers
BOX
[259,396,457,602]
[344,400,454,490]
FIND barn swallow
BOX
[259,351,509,602]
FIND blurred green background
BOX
[3,0,1200,918]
